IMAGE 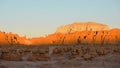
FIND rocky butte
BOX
[0,22,120,67]
[30,22,120,45]
[56,22,109,33]
[0,22,120,45]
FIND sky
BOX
[0,0,120,37]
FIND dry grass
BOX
[0,44,120,61]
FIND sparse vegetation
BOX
[0,44,120,61]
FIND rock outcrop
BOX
[29,28,120,45]
[0,31,31,45]
[56,22,109,33]
[0,31,8,45]
[0,22,119,46]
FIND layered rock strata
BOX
[30,28,120,45]
[56,22,109,33]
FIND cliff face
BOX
[0,31,8,45]
[29,21,119,45]
[0,29,120,46]
[29,28,120,45]
[0,22,119,46]
[56,22,109,33]
[0,31,31,45]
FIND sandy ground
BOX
[0,53,120,68]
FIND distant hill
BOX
[30,28,120,45]
[56,22,109,33]
[29,22,120,45]
[0,22,120,45]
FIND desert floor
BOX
[0,45,120,68]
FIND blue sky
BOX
[0,0,120,37]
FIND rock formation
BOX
[28,28,120,45]
[0,31,8,45]
[0,22,119,46]
[56,22,109,33]
[0,31,31,45]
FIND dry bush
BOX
[0,44,120,61]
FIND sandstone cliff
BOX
[29,28,120,45]
[0,22,119,46]
[56,22,109,33]
[29,22,119,45]
[0,31,31,45]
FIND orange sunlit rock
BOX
[29,29,120,45]
[0,22,120,46]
